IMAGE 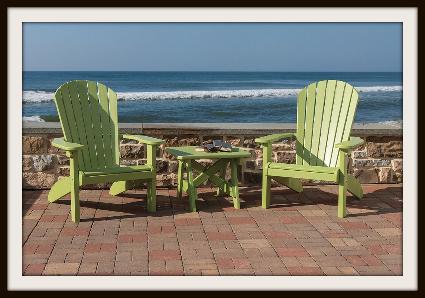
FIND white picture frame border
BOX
[8,7,417,291]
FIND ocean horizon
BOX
[23,71,403,124]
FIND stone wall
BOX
[22,123,402,189]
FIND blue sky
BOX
[23,23,402,72]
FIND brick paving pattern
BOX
[22,184,402,276]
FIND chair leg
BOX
[68,153,80,223]
[70,182,80,223]
[338,151,347,218]
[147,180,157,212]
[230,159,240,209]
[177,161,184,199]
[272,176,303,193]
[261,145,272,209]
[186,161,197,212]
[48,177,71,203]
[262,175,271,209]
[109,180,131,196]
[338,175,347,218]
[347,174,363,200]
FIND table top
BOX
[165,146,251,160]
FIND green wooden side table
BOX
[165,146,251,212]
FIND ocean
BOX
[23,71,402,124]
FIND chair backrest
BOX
[296,80,359,167]
[54,80,119,171]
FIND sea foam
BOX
[377,120,403,128]
[23,91,55,103]
[23,115,45,122]
[23,85,402,103]
[356,86,402,92]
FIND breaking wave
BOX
[376,120,403,127]
[23,115,45,122]
[23,85,402,103]
[356,86,402,92]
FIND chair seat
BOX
[81,165,152,177]
[267,162,339,181]
[268,163,339,174]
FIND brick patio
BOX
[22,184,402,276]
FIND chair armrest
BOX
[255,133,296,145]
[335,137,364,152]
[52,137,85,151]
[122,134,165,146]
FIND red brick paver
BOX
[22,184,403,276]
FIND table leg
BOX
[216,160,228,196]
[186,160,197,212]
[230,159,240,209]
[177,160,184,199]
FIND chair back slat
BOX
[54,80,120,170]
[296,80,360,167]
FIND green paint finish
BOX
[309,80,327,166]
[347,174,363,199]
[268,162,338,181]
[268,163,338,174]
[261,176,271,209]
[230,159,240,209]
[191,161,228,191]
[82,165,152,176]
[302,82,317,165]
[165,146,251,160]
[147,181,157,213]
[316,80,337,167]
[108,88,120,164]
[67,83,91,169]
[80,170,154,185]
[69,151,80,223]
[216,160,229,196]
[186,161,197,212]
[48,177,71,203]
[52,137,85,151]
[261,143,272,209]
[340,91,360,151]
[177,160,184,200]
[75,81,98,169]
[255,133,296,144]
[87,81,107,169]
[98,83,114,167]
[268,167,337,181]
[192,159,227,187]
[58,83,85,169]
[166,146,247,211]
[296,88,307,165]
[109,180,132,196]
[330,84,354,166]
[255,80,364,218]
[335,137,364,152]
[123,134,165,146]
[272,177,303,193]
[49,80,164,223]
[323,81,347,166]
[338,151,347,218]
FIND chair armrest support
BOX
[52,137,85,152]
[335,137,364,153]
[122,135,164,170]
[255,133,296,145]
[122,134,165,146]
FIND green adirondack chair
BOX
[255,80,364,218]
[48,80,164,223]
